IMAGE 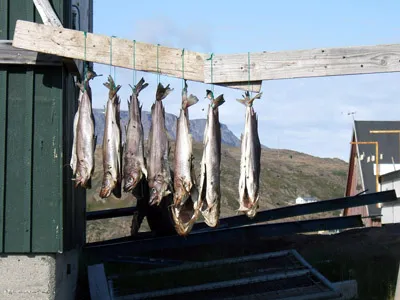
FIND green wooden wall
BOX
[0,0,90,253]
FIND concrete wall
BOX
[0,249,79,300]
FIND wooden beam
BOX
[204,44,400,83]
[12,20,261,92]
[0,40,62,66]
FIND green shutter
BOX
[0,69,7,252]
[4,67,34,252]
[31,67,63,252]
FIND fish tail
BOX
[181,80,199,109]
[237,91,263,107]
[156,82,174,101]
[135,77,149,95]
[103,75,122,100]
[183,94,199,109]
[211,94,225,109]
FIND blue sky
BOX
[89,0,400,161]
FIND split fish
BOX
[237,91,262,218]
[123,77,149,192]
[147,83,174,205]
[198,90,225,227]
[171,80,200,236]
[71,70,97,188]
[99,75,122,198]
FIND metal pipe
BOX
[291,250,342,297]
[192,190,395,232]
[86,206,137,221]
[84,215,364,259]
[133,250,293,277]
[116,269,311,300]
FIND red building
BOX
[344,121,400,227]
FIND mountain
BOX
[93,108,241,147]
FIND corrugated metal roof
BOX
[354,120,400,216]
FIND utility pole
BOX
[347,112,366,193]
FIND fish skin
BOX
[147,83,174,206]
[70,90,82,175]
[237,91,262,218]
[99,75,122,198]
[171,80,200,236]
[198,90,225,228]
[123,77,149,193]
[73,71,97,188]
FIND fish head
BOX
[200,200,220,228]
[149,179,171,206]
[123,171,142,192]
[99,172,115,198]
[75,167,90,188]
[238,195,260,219]
[171,201,199,236]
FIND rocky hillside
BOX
[93,108,241,147]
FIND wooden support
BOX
[0,40,62,66]
[204,44,400,83]
[32,0,81,77]
[32,0,63,27]
[12,20,262,92]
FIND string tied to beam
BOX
[247,51,253,96]
[83,31,87,91]
[206,53,214,94]
[181,48,185,89]
[132,40,137,86]
[110,35,117,81]
[156,43,160,84]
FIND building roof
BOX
[354,120,400,216]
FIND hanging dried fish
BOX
[123,77,149,192]
[99,75,122,198]
[71,70,97,188]
[237,91,262,218]
[198,90,225,227]
[171,80,200,236]
[147,83,174,205]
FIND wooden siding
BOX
[0,0,91,253]
[344,143,378,227]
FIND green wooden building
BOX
[0,0,92,255]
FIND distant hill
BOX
[86,140,348,242]
[93,108,241,147]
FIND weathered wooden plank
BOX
[31,67,63,252]
[33,0,83,77]
[4,66,34,252]
[33,0,63,27]
[88,264,112,300]
[0,68,7,252]
[12,20,261,92]
[204,44,400,83]
[0,40,63,65]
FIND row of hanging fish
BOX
[70,73,262,236]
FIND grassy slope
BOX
[86,141,348,242]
